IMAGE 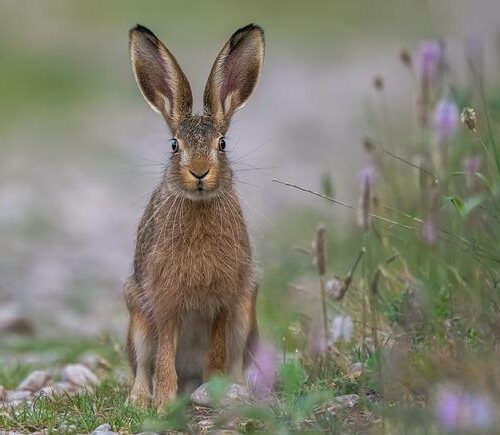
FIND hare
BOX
[125,23,265,409]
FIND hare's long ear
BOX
[129,24,192,132]
[203,24,265,132]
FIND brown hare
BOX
[125,23,265,409]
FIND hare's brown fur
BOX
[125,24,264,409]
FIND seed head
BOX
[399,47,412,68]
[325,276,348,301]
[314,224,326,276]
[357,164,375,230]
[373,75,384,91]
[461,107,477,132]
[320,172,334,198]
[362,136,376,153]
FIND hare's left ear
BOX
[203,24,265,132]
[129,24,193,132]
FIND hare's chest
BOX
[144,197,253,311]
[152,218,247,299]
[175,225,241,285]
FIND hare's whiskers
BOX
[219,190,239,258]
[137,191,172,238]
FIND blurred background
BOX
[1,0,499,338]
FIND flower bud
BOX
[433,98,459,143]
[461,107,477,132]
[357,164,375,230]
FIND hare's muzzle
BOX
[189,169,210,180]
[179,160,219,198]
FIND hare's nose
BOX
[189,169,210,180]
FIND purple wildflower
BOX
[465,35,484,77]
[463,155,482,190]
[358,163,376,188]
[433,98,459,143]
[421,184,439,245]
[435,387,461,431]
[422,217,438,245]
[435,385,494,431]
[246,341,277,401]
[330,315,353,343]
[416,41,442,82]
[463,155,482,174]
[469,394,494,429]
[307,324,327,359]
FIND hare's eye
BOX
[171,138,179,153]
[218,137,226,151]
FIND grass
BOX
[0,338,156,433]
[1,381,160,434]
[0,338,376,433]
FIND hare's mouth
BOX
[185,187,218,201]
[191,179,213,194]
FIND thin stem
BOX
[282,336,286,365]
[380,146,438,184]
[272,179,500,263]
[476,71,500,177]
[382,204,500,260]
[345,247,366,287]
[319,275,329,353]
[474,132,494,168]
[361,232,368,351]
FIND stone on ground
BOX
[18,370,51,392]
[325,394,360,415]
[62,364,99,386]
[0,304,35,336]
[190,382,251,408]
[92,423,119,434]
[80,352,112,372]
[39,381,81,397]
[6,390,33,402]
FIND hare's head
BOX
[129,24,264,200]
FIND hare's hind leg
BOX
[204,308,229,381]
[153,315,179,410]
[227,288,258,384]
[127,312,155,406]
[244,285,259,369]
[126,282,155,406]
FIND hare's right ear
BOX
[129,24,192,132]
[203,24,265,132]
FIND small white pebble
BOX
[18,370,51,392]
[62,364,99,386]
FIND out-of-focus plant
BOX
[272,32,500,431]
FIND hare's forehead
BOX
[176,116,219,146]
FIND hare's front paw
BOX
[129,384,152,407]
[154,388,177,412]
